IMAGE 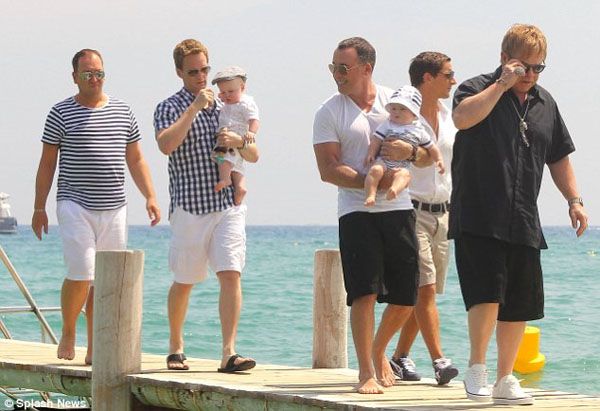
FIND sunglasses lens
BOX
[95,71,105,79]
[328,64,349,75]
[534,65,545,73]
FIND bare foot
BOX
[356,377,384,394]
[215,179,232,192]
[57,334,76,360]
[386,188,398,201]
[374,354,396,387]
[364,197,376,207]
[234,187,247,206]
[85,352,92,365]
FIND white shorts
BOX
[169,205,246,284]
[56,200,127,281]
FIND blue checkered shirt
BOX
[154,87,234,215]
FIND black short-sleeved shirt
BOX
[449,67,575,249]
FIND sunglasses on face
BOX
[79,71,105,81]
[328,63,361,75]
[186,66,211,76]
[439,70,455,80]
[521,61,546,74]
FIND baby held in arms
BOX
[364,85,444,206]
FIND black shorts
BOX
[339,210,419,306]
[454,233,544,321]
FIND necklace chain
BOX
[509,98,530,147]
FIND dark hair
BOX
[72,49,103,71]
[337,37,376,69]
[409,51,451,87]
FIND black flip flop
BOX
[217,354,256,373]
[166,353,189,370]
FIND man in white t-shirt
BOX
[313,37,428,394]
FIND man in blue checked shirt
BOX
[154,39,259,373]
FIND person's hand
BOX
[217,128,244,149]
[436,160,445,175]
[380,139,413,162]
[31,210,48,240]
[146,198,161,227]
[191,88,214,111]
[497,59,526,90]
[569,204,588,237]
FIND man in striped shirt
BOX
[32,49,161,365]
[154,39,259,372]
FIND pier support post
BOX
[92,250,144,411]
[312,249,348,368]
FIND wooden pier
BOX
[2,339,600,410]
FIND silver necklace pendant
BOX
[519,119,530,147]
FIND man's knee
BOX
[416,283,436,306]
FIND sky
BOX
[1,0,598,228]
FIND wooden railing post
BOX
[312,249,348,368]
[92,250,144,410]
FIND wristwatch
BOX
[407,145,418,162]
[567,197,584,207]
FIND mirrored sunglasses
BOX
[79,71,105,81]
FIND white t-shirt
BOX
[410,102,456,203]
[313,85,412,218]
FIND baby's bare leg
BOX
[231,171,246,205]
[364,163,385,207]
[386,168,410,200]
[215,160,234,192]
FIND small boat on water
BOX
[0,192,18,234]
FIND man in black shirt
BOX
[451,24,588,405]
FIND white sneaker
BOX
[463,364,491,402]
[492,374,534,405]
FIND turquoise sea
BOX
[1,225,599,398]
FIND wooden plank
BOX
[2,339,600,410]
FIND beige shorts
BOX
[56,200,127,281]
[169,205,246,284]
[415,208,449,293]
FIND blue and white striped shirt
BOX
[154,87,234,215]
[42,96,140,210]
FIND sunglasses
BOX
[328,63,362,75]
[79,71,105,81]
[439,70,455,80]
[186,66,211,76]
[521,61,546,74]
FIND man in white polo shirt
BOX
[32,48,160,365]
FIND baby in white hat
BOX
[364,85,444,206]
[211,66,260,205]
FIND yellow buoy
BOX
[514,325,545,374]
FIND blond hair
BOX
[501,24,547,60]
[173,39,209,70]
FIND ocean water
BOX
[1,225,599,397]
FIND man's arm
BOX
[31,143,58,240]
[453,60,523,130]
[314,142,364,189]
[126,141,161,226]
[380,139,432,168]
[156,89,214,155]
[548,155,588,237]
[217,128,259,163]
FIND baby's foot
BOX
[234,187,247,206]
[364,196,376,207]
[386,188,399,200]
[215,179,232,192]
